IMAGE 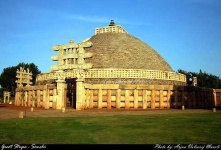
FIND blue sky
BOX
[0,0,221,77]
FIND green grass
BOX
[0,112,221,144]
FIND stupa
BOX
[16,20,187,110]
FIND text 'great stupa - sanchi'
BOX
[16,20,214,111]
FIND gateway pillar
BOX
[56,70,66,109]
[76,70,86,110]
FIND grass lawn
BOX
[0,112,221,144]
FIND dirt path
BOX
[0,104,217,119]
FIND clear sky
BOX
[0,0,221,77]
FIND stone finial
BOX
[69,39,74,44]
[109,20,115,26]
[95,20,127,34]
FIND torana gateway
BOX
[15,20,216,111]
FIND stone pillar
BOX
[76,81,85,110]
[24,91,28,106]
[107,90,112,109]
[19,91,22,106]
[98,88,102,109]
[52,89,57,109]
[43,89,47,109]
[15,91,18,106]
[15,90,21,106]
[134,89,138,109]
[167,89,171,109]
[45,88,50,109]
[213,89,217,108]
[75,69,88,110]
[89,90,93,108]
[18,111,24,119]
[56,80,66,109]
[159,90,164,109]
[56,70,66,110]
[182,105,185,110]
[61,107,66,113]
[28,90,31,107]
[3,92,6,103]
[85,89,90,109]
[142,90,147,109]
[125,90,130,109]
[37,90,40,107]
[212,107,216,112]
[151,89,155,109]
[116,89,121,109]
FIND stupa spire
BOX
[95,20,128,34]
[109,20,115,26]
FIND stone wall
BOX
[14,82,216,110]
[15,84,58,109]
[82,84,215,110]
[214,89,221,107]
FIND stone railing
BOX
[83,84,214,109]
[85,69,186,81]
[36,69,186,83]
[95,25,128,34]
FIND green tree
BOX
[197,69,221,88]
[0,62,41,96]
[0,66,17,95]
[177,69,221,88]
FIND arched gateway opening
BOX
[66,79,76,109]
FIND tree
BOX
[0,66,17,95]
[0,62,41,96]
[197,69,221,88]
[177,69,221,88]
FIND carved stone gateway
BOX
[14,40,93,110]
[15,67,33,106]
[51,40,93,110]
[3,91,10,103]
[16,67,33,87]
[51,40,93,71]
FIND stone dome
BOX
[36,21,186,86]
[84,32,173,71]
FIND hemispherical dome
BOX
[85,32,173,71]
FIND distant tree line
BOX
[177,69,221,89]
[0,62,41,97]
